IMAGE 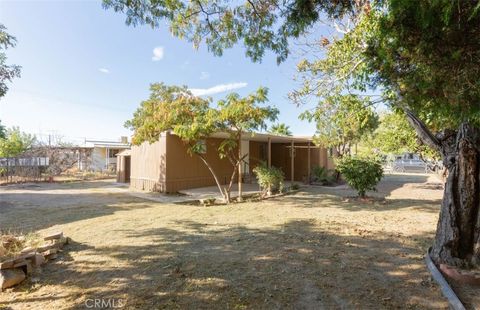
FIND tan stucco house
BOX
[116,131,332,193]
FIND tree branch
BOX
[404,109,442,152]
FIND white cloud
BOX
[200,71,210,80]
[190,82,248,96]
[152,46,164,61]
[98,68,110,74]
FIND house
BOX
[116,131,333,193]
[84,139,130,172]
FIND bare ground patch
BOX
[0,175,448,309]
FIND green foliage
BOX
[0,127,36,157]
[336,156,383,198]
[217,87,279,149]
[290,183,300,190]
[311,166,334,185]
[300,94,378,156]
[0,24,21,99]
[367,1,480,128]
[365,111,438,158]
[253,164,285,196]
[269,123,292,136]
[103,0,355,63]
[366,111,417,154]
[0,121,5,139]
[125,83,215,149]
[126,83,278,201]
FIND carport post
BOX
[307,142,311,184]
[290,140,294,185]
[267,137,271,168]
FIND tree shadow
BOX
[287,172,443,213]
[0,191,152,232]
[2,220,447,309]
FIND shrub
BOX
[290,183,300,190]
[311,166,334,185]
[335,156,383,198]
[253,164,285,197]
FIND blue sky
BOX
[0,0,318,144]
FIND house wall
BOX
[116,155,130,183]
[270,143,329,182]
[129,135,167,192]
[164,135,237,193]
[248,141,267,175]
[91,148,106,171]
[128,133,331,192]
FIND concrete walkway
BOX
[110,182,262,203]
[178,183,261,200]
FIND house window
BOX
[196,140,207,154]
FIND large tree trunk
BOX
[431,123,480,267]
[406,111,480,267]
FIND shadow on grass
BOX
[273,192,442,213]
[3,220,446,309]
[0,191,153,232]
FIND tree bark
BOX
[405,111,480,267]
[431,123,480,267]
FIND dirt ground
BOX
[0,174,452,309]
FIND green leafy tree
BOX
[0,24,21,135]
[217,88,279,201]
[126,83,277,202]
[0,24,21,99]
[0,121,5,139]
[106,0,480,266]
[366,111,438,159]
[0,127,36,157]
[269,123,292,136]
[301,94,378,157]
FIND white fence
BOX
[0,157,50,167]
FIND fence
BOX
[0,157,50,184]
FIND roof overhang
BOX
[209,132,313,143]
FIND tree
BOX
[0,24,21,137]
[106,0,480,266]
[0,24,21,100]
[300,94,378,157]
[0,127,36,158]
[367,111,438,159]
[217,88,279,201]
[126,83,277,203]
[0,121,5,139]
[269,123,292,136]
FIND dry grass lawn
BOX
[0,174,450,309]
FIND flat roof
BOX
[210,132,313,143]
[85,140,130,148]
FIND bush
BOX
[311,166,334,185]
[335,156,383,197]
[253,164,285,197]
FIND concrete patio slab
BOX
[178,183,262,200]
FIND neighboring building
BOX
[85,139,130,172]
[117,131,332,193]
